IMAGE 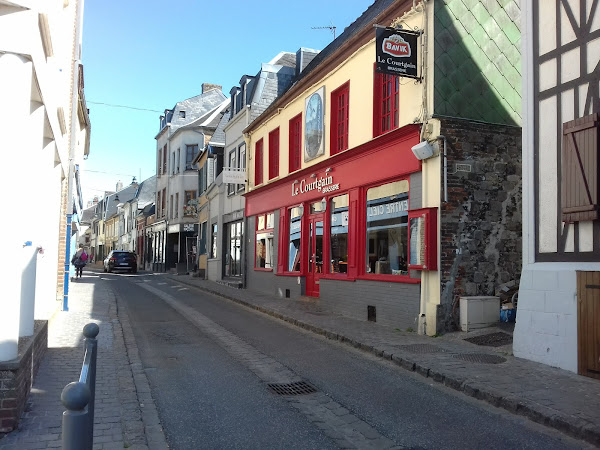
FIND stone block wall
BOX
[0,321,48,434]
[438,118,522,331]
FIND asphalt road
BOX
[106,272,591,450]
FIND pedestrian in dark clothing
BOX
[72,244,88,278]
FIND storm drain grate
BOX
[399,344,447,354]
[267,381,317,396]
[453,353,507,364]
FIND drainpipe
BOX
[438,135,447,203]
[63,0,85,311]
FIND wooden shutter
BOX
[562,113,600,222]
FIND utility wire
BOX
[87,100,161,113]
[85,169,136,177]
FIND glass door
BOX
[306,214,324,296]
[225,221,243,277]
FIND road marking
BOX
[138,283,402,449]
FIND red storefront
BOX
[245,124,437,327]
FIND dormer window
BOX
[179,111,186,118]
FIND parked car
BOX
[103,250,137,273]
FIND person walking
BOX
[71,244,88,278]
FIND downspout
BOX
[438,135,447,203]
[63,0,85,311]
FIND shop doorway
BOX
[224,221,243,278]
[306,214,324,297]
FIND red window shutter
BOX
[269,128,280,180]
[562,113,600,222]
[330,82,350,155]
[289,114,302,172]
[255,139,263,185]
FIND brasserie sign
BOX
[375,26,419,79]
[291,174,340,197]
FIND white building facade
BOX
[515,0,600,378]
[0,0,89,360]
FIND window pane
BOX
[330,194,349,274]
[310,200,325,214]
[288,207,302,271]
[257,215,266,231]
[266,213,274,229]
[256,231,274,269]
[366,181,409,275]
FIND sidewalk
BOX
[164,272,600,448]
[0,271,168,450]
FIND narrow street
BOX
[105,272,588,450]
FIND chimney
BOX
[202,83,222,94]
[116,180,123,192]
[296,48,320,76]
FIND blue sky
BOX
[80,0,374,206]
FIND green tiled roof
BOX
[434,0,521,126]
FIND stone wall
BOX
[438,118,522,331]
[0,321,48,434]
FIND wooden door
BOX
[578,271,600,380]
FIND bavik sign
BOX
[375,26,419,79]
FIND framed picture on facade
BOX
[304,86,325,162]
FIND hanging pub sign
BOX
[375,26,420,80]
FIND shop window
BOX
[330,81,350,155]
[365,180,409,276]
[210,223,218,259]
[289,113,302,172]
[269,128,280,180]
[330,194,349,274]
[256,212,274,269]
[255,138,263,186]
[288,206,302,272]
[373,69,399,137]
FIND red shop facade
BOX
[244,124,437,328]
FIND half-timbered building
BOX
[514,0,600,378]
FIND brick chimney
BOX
[202,83,222,94]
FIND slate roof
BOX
[180,98,230,132]
[208,106,231,147]
[248,62,296,123]
[80,205,96,225]
[141,203,155,217]
[135,175,156,208]
[269,51,296,68]
[104,183,139,219]
[157,89,228,138]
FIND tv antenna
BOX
[311,22,337,40]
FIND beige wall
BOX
[246,20,423,190]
